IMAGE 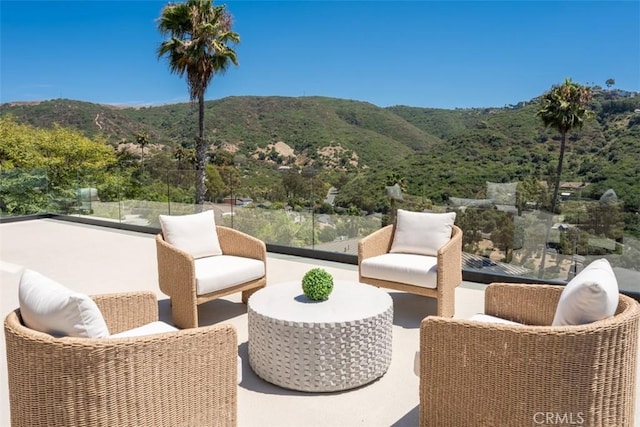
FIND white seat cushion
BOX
[159,210,222,259]
[468,313,523,325]
[195,255,265,295]
[360,253,438,289]
[552,258,619,326]
[18,269,110,338]
[390,209,456,257]
[108,321,179,338]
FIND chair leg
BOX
[436,289,455,318]
[170,295,199,329]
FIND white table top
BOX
[248,280,393,323]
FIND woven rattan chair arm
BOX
[358,225,394,261]
[484,283,563,325]
[436,225,463,292]
[217,226,266,261]
[155,234,196,299]
[92,292,158,334]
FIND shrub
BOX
[301,268,334,301]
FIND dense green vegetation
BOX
[1,88,639,239]
[0,117,116,214]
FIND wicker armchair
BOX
[156,226,267,329]
[419,283,640,427]
[5,291,238,427]
[358,224,462,317]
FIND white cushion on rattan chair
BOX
[18,269,110,338]
[195,255,265,295]
[469,314,523,325]
[390,210,456,257]
[360,253,438,288]
[109,321,178,338]
[159,210,222,259]
[552,258,619,326]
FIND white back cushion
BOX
[18,269,110,338]
[552,258,619,326]
[159,210,222,259]
[390,210,456,256]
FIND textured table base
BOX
[248,283,393,392]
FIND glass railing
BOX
[1,167,638,295]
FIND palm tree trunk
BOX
[538,132,566,278]
[195,93,207,204]
[551,133,567,216]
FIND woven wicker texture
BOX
[156,225,267,329]
[358,224,462,317]
[5,292,238,427]
[419,283,640,427]
[247,282,393,392]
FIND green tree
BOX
[219,165,240,197]
[536,78,593,277]
[205,164,226,201]
[0,117,115,189]
[173,145,186,168]
[335,173,379,214]
[282,169,305,200]
[157,0,239,204]
[135,130,150,168]
[605,78,615,88]
[385,172,407,192]
[517,175,547,212]
[0,117,116,214]
[491,213,515,262]
[173,145,196,170]
[455,208,483,253]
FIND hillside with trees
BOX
[1,88,639,238]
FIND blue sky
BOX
[1,0,639,109]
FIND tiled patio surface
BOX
[0,219,637,426]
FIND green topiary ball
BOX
[301,268,334,301]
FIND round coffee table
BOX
[248,280,393,392]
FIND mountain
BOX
[0,96,440,170]
[1,89,639,215]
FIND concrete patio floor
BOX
[0,219,637,426]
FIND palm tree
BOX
[173,145,186,168]
[536,78,593,278]
[157,0,239,204]
[135,130,149,168]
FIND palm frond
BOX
[157,0,239,101]
[536,78,594,134]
